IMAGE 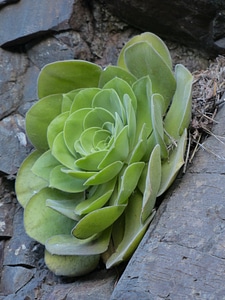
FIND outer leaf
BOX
[164,64,193,139]
[70,88,100,113]
[141,144,161,223]
[116,162,145,205]
[26,94,63,151]
[15,150,48,208]
[151,94,168,159]
[31,150,59,181]
[44,249,100,277]
[75,179,116,215]
[98,65,137,88]
[118,32,173,70]
[47,111,69,149]
[38,60,102,98]
[106,191,155,268]
[46,197,84,221]
[123,42,176,112]
[103,77,137,111]
[84,161,124,185]
[132,76,153,138]
[72,205,126,239]
[45,227,111,256]
[24,187,76,244]
[158,129,187,196]
[50,165,86,193]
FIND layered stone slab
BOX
[111,104,225,299]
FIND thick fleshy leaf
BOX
[141,144,161,223]
[24,187,76,244]
[83,107,115,129]
[38,60,102,98]
[116,162,145,205]
[46,196,84,221]
[118,32,173,70]
[158,129,187,196]
[124,42,176,112]
[92,89,125,121]
[164,64,193,139]
[46,227,111,256]
[103,77,137,111]
[63,108,92,156]
[75,151,108,171]
[84,161,124,185]
[15,150,48,208]
[52,132,76,169]
[44,249,100,277]
[98,65,137,88]
[123,94,137,148]
[151,94,168,159]
[70,88,100,113]
[132,76,153,138]
[31,150,60,181]
[61,93,73,113]
[72,205,126,239]
[50,165,86,193]
[106,191,155,268]
[75,179,116,215]
[47,111,69,149]
[26,94,63,151]
[128,123,148,164]
[98,126,129,168]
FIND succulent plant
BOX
[15,32,192,277]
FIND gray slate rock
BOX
[106,0,225,56]
[111,104,225,299]
[0,0,75,47]
[0,114,33,175]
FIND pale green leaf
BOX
[99,65,137,88]
[116,162,145,205]
[46,196,84,221]
[75,179,116,215]
[141,144,161,222]
[70,88,100,113]
[84,161,124,185]
[26,94,63,151]
[72,205,126,239]
[118,32,173,70]
[52,132,76,169]
[151,94,168,159]
[44,249,100,277]
[124,42,176,112]
[47,111,69,149]
[38,60,102,98]
[63,108,92,156]
[15,150,48,208]
[24,187,76,244]
[106,191,155,268]
[50,165,86,193]
[158,129,187,196]
[31,150,59,181]
[164,64,193,139]
[98,126,129,168]
[46,227,111,256]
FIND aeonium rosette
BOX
[15,32,193,276]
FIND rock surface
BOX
[111,103,225,299]
[105,0,225,56]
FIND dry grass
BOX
[186,55,225,166]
